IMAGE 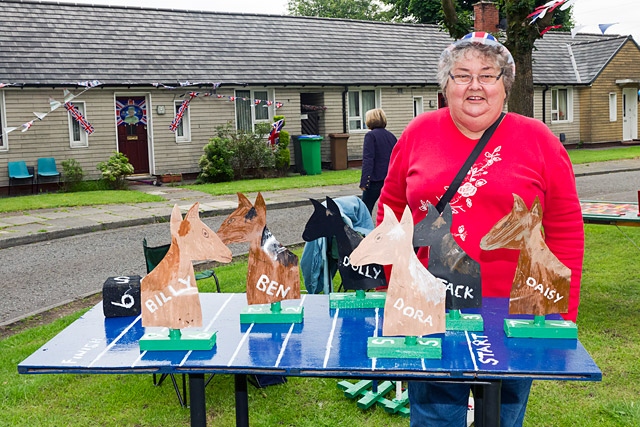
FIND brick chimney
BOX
[474,1,499,33]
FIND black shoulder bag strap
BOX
[435,112,505,214]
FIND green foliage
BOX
[287,0,388,21]
[198,124,235,183]
[96,152,134,190]
[198,122,277,183]
[60,158,84,192]
[275,130,292,175]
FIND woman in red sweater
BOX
[378,32,584,427]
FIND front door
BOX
[622,87,638,141]
[116,96,150,174]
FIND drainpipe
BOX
[342,86,348,133]
[542,84,549,123]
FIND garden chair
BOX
[8,160,34,196]
[142,237,219,406]
[36,157,61,192]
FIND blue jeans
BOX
[408,379,532,427]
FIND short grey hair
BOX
[437,43,515,104]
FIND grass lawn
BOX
[2,226,640,426]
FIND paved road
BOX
[1,169,638,326]
[0,205,313,326]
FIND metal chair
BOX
[8,161,34,196]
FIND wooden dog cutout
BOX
[350,205,446,337]
[141,203,232,329]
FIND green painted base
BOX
[240,304,304,324]
[367,336,442,359]
[504,317,578,339]
[329,291,386,309]
[337,380,410,417]
[140,329,216,351]
[380,388,410,416]
[446,310,484,331]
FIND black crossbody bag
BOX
[434,112,505,214]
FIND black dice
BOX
[102,276,141,318]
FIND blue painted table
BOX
[18,294,601,426]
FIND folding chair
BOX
[8,161,34,196]
[142,238,220,406]
[36,157,61,192]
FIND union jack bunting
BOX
[21,120,35,132]
[64,102,95,135]
[268,119,285,146]
[169,92,196,133]
[275,102,283,109]
[77,80,101,88]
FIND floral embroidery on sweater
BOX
[448,146,502,213]
[420,146,502,216]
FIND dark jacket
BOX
[359,127,397,188]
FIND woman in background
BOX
[359,108,397,214]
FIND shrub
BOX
[198,122,277,182]
[198,124,235,183]
[60,158,84,192]
[97,152,134,190]
[274,130,291,175]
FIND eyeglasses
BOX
[448,71,504,85]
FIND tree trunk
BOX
[508,46,534,117]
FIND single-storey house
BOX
[1,0,639,191]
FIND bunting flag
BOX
[77,80,101,88]
[21,120,35,132]
[598,23,618,34]
[559,0,577,11]
[268,119,285,146]
[64,101,95,135]
[2,80,285,137]
[63,89,75,103]
[49,97,62,111]
[528,0,568,24]
[169,92,196,132]
[571,24,587,38]
[541,24,563,35]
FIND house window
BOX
[551,87,572,122]
[174,100,191,142]
[609,92,617,122]
[68,101,88,148]
[413,97,424,117]
[235,89,273,132]
[348,89,379,131]
[0,91,6,151]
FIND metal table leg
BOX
[473,380,501,427]
[235,374,249,427]
[189,373,206,427]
